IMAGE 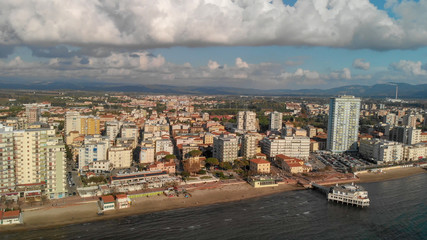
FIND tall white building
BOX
[213,135,239,162]
[237,111,257,132]
[65,111,81,135]
[327,96,361,153]
[261,135,310,160]
[269,111,283,131]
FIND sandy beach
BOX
[1,167,425,233]
[0,183,303,232]
[357,167,426,183]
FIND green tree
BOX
[205,157,219,168]
[219,162,232,170]
[188,150,202,157]
[165,154,177,160]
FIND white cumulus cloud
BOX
[1,0,427,51]
[390,60,427,76]
[353,59,370,70]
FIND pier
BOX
[310,182,370,208]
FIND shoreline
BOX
[1,167,425,233]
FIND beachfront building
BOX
[100,195,115,211]
[116,194,131,209]
[403,143,427,162]
[237,111,257,132]
[213,135,239,163]
[359,139,404,163]
[0,210,22,225]
[13,128,67,199]
[327,95,361,153]
[248,176,279,188]
[0,124,15,194]
[261,135,310,160]
[249,159,271,174]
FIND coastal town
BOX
[0,90,426,229]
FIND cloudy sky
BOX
[1,0,427,90]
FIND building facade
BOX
[327,95,361,153]
[237,111,257,132]
[269,111,283,131]
[213,135,239,162]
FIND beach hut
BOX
[0,210,22,225]
[115,194,131,209]
[101,195,115,211]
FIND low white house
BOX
[101,195,115,211]
[115,194,131,209]
[0,210,22,225]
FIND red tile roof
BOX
[101,195,115,203]
[116,194,127,199]
[250,158,270,164]
[1,210,20,219]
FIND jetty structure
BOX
[311,182,370,208]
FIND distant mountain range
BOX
[1,80,426,98]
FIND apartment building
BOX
[237,111,257,132]
[65,111,81,135]
[14,128,67,199]
[327,95,361,153]
[359,139,404,163]
[269,111,283,131]
[241,133,258,159]
[0,124,15,193]
[80,115,101,135]
[108,146,132,169]
[261,135,310,160]
[213,135,239,163]
[249,159,271,174]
